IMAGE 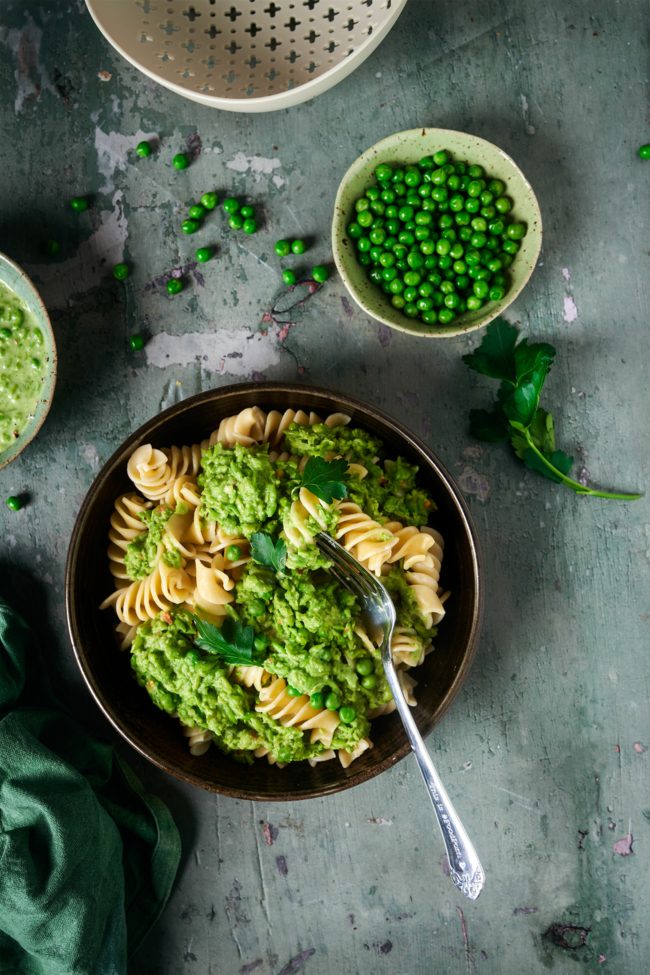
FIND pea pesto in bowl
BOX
[66,384,483,801]
[0,253,57,469]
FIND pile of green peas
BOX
[223,197,259,235]
[347,150,527,327]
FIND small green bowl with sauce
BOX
[0,252,57,470]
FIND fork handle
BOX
[386,667,485,900]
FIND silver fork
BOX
[315,532,485,901]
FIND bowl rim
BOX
[65,382,483,799]
[0,252,57,471]
[332,126,543,339]
[84,0,409,113]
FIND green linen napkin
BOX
[0,597,181,975]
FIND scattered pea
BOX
[282,269,297,286]
[44,239,60,257]
[275,239,291,257]
[201,191,218,210]
[291,239,307,255]
[638,144,650,159]
[195,246,214,263]
[166,277,184,295]
[69,196,89,213]
[182,219,200,235]
[172,152,190,170]
[129,334,145,351]
[223,197,239,214]
[6,496,22,511]
[112,262,130,281]
[229,213,244,230]
[311,265,329,283]
[135,140,152,158]
[242,218,258,234]
[188,204,206,220]
[240,205,255,219]
[225,544,242,561]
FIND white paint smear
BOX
[0,17,54,113]
[94,127,158,193]
[519,93,536,135]
[563,295,578,323]
[28,190,128,308]
[226,152,284,185]
[145,326,285,375]
[561,267,571,282]
[81,443,100,470]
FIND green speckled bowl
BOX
[0,252,57,470]
[332,128,543,339]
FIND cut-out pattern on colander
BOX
[89,0,401,101]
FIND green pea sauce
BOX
[0,281,48,453]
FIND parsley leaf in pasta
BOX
[300,457,349,503]
[464,318,641,500]
[192,615,264,666]
[250,532,287,574]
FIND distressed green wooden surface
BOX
[1,1,649,972]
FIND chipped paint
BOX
[81,443,100,470]
[457,464,491,502]
[94,126,159,193]
[0,17,54,113]
[144,323,287,376]
[561,267,571,282]
[28,190,128,308]
[226,152,284,186]
[612,833,633,856]
[520,93,536,135]
[563,295,579,323]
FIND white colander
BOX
[86,0,408,112]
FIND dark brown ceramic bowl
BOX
[65,383,482,800]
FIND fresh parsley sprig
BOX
[299,456,349,503]
[192,615,265,666]
[250,532,287,574]
[463,318,642,500]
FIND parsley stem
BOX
[522,432,642,500]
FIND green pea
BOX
[69,196,89,213]
[7,308,23,327]
[455,211,471,227]
[248,598,266,618]
[357,210,373,228]
[388,278,404,294]
[438,308,456,324]
[311,265,329,283]
[464,197,480,213]
[112,262,130,281]
[188,204,206,220]
[479,190,494,206]
[182,219,200,234]
[357,237,371,253]
[391,294,406,309]
[466,294,484,311]
[223,197,239,214]
[506,222,526,240]
[240,205,255,219]
[467,180,483,198]
[488,178,506,196]
[201,191,218,210]
[282,269,297,286]
[195,247,213,263]
[358,673,376,691]
[186,650,200,665]
[135,140,152,158]
[291,239,307,255]
[435,238,451,256]
[242,218,258,234]
[225,544,242,560]
[339,706,357,724]
[129,334,145,351]
[494,196,512,214]
[0,327,11,339]
[166,278,184,295]
[502,239,520,254]
[473,280,490,299]
[488,218,506,235]
[356,657,374,676]
[325,691,341,711]
[381,188,396,204]
[227,214,243,230]
[6,496,22,511]
[398,205,414,222]
[444,293,460,309]
[287,685,301,697]
[489,285,506,301]
[310,692,325,709]
[375,163,393,182]
[639,144,650,159]
[404,167,421,187]
[44,239,60,256]
[172,153,190,170]
[346,224,362,240]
